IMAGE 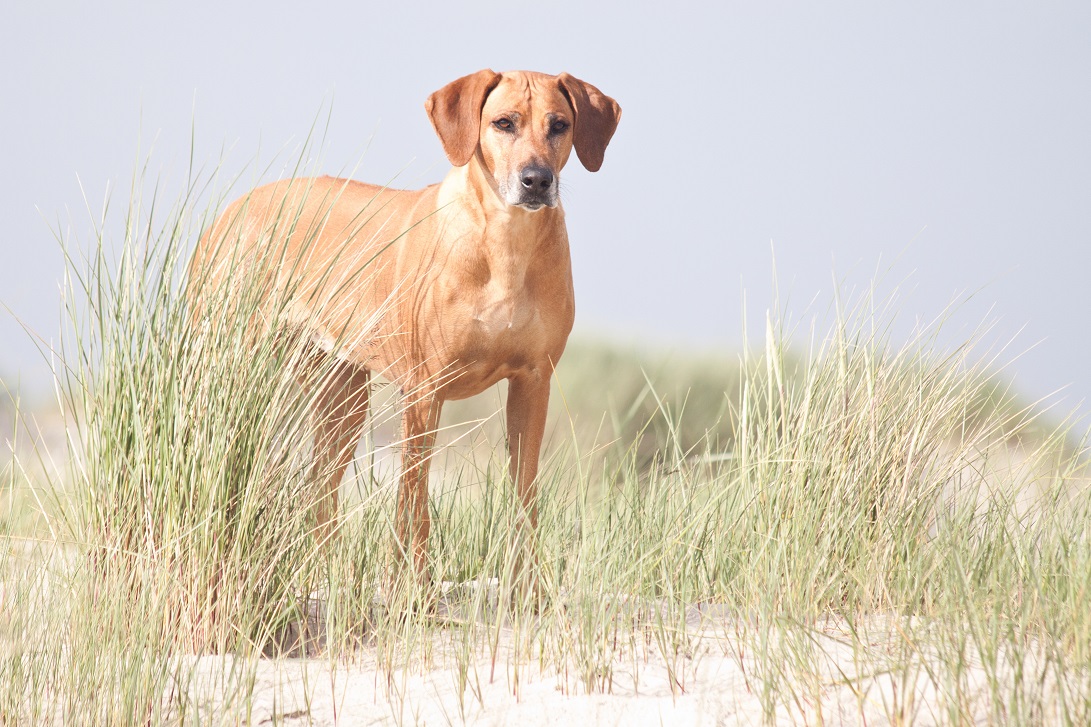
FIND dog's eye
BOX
[549,120,570,135]
[492,118,514,131]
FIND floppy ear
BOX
[425,69,503,167]
[557,73,622,172]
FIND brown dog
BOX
[192,70,620,576]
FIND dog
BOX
[192,70,621,578]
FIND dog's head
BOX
[426,70,621,211]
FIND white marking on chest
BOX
[472,286,539,336]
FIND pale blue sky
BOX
[3,2,1090,419]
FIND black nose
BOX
[520,165,554,191]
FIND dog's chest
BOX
[439,265,559,373]
[469,280,541,338]
[424,228,573,393]
[447,247,548,342]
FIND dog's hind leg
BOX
[309,361,371,543]
[395,388,443,579]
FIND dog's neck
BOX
[435,158,567,296]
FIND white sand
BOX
[177,596,1070,726]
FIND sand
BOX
[173,591,1065,726]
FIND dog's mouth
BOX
[511,190,558,211]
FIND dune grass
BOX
[2,157,1090,725]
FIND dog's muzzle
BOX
[509,164,557,210]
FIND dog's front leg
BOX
[396,389,442,579]
[505,371,550,600]
[506,371,550,531]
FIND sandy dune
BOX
[175,591,1066,726]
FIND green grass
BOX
[2,155,1089,724]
